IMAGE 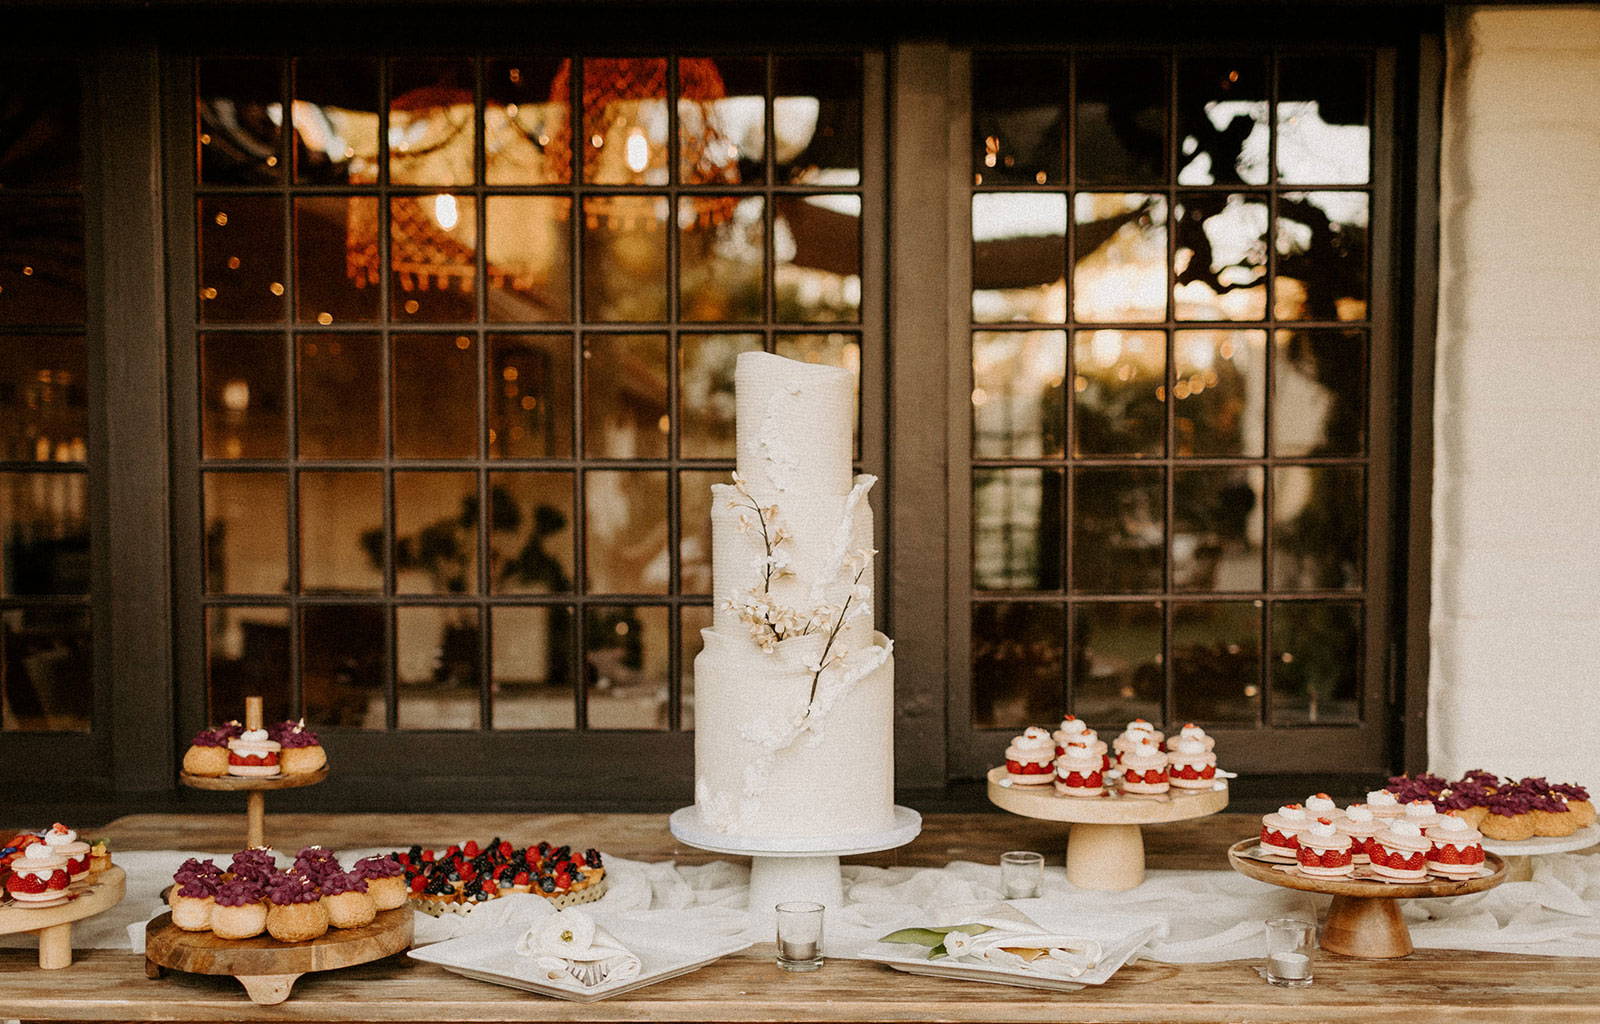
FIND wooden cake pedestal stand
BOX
[0,867,126,969]
[1227,838,1507,959]
[986,767,1229,892]
[145,907,412,1005]
[177,696,327,848]
[1482,825,1600,882]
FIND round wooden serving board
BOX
[178,766,328,791]
[145,906,412,1005]
[1226,838,1506,959]
[0,867,126,969]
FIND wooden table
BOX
[4,812,1598,1024]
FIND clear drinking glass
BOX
[1264,917,1316,987]
[775,901,825,972]
[1001,850,1045,900]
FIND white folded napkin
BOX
[515,909,641,988]
[953,927,1105,979]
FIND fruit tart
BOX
[388,839,609,915]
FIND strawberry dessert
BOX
[1113,718,1165,756]
[226,728,282,777]
[1402,798,1440,830]
[1365,788,1404,819]
[1259,804,1311,857]
[1304,793,1340,818]
[42,823,90,883]
[1174,722,1214,752]
[1337,804,1382,864]
[1051,715,1095,753]
[1425,815,1486,879]
[1004,726,1058,784]
[1371,820,1432,882]
[1119,738,1170,795]
[1296,817,1355,878]
[1166,735,1217,790]
[1053,742,1105,797]
[6,842,70,904]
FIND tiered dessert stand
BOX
[0,867,126,969]
[1227,838,1507,958]
[178,696,326,848]
[670,805,922,913]
[1481,825,1600,882]
[987,767,1228,892]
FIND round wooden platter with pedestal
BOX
[145,906,412,1005]
[0,867,126,970]
[986,767,1229,892]
[1226,838,1507,959]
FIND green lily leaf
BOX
[927,943,948,960]
[941,923,994,937]
[879,927,949,947]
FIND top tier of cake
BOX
[735,351,854,496]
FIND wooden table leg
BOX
[1065,823,1145,892]
[247,790,266,849]
[1321,894,1413,959]
[37,922,73,970]
[237,972,303,1005]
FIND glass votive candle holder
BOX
[775,901,825,972]
[1001,850,1045,900]
[1263,917,1316,987]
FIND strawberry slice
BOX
[1431,844,1462,865]
[514,871,529,885]
[498,841,514,859]
[410,875,428,893]
[464,841,480,858]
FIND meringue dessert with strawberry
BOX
[1426,815,1486,879]
[1260,804,1311,857]
[1296,817,1355,878]
[1304,793,1340,818]
[1113,719,1165,755]
[1174,722,1214,752]
[1166,736,1217,790]
[226,728,282,777]
[1004,726,1059,784]
[1371,820,1431,882]
[43,822,91,883]
[1337,804,1381,864]
[1119,738,1170,794]
[5,842,70,904]
[1054,742,1105,797]
[1402,798,1440,829]
[1366,788,1403,818]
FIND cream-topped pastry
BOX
[1337,804,1381,864]
[5,842,71,903]
[227,728,283,777]
[1113,718,1165,755]
[1366,789,1403,818]
[1403,799,1439,828]
[1053,742,1105,797]
[1371,820,1431,882]
[1260,804,1311,856]
[1119,739,1169,794]
[1003,726,1058,784]
[1166,736,1217,790]
[1304,793,1340,818]
[1296,817,1355,878]
[1425,815,1486,879]
[43,822,90,882]
[1175,722,1215,752]
[1051,714,1096,750]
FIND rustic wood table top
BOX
[3,812,1597,1023]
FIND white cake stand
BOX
[1481,824,1600,882]
[670,805,922,914]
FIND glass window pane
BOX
[298,470,383,594]
[583,333,667,459]
[1174,193,1267,321]
[972,330,1065,459]
[1272,465,1364,591]
[297,333,382,459]
[775,195,859,323]
[1,605,91,731]
[198,58,283,185]
[1072,601,1162,726]
[972,193,1066,323]
[680,56,764,185]
[1275,192,1369,321]
[679,333,760,459]
[772,332,861,455]
[491,605,575,729]
[679,195,764,323]
[582,195,668,322]
[584,470,668,594]
[389,59,475,186]
[198,196,285,323]
[1072,466,1164,594]
[679,604,712,730]
[1173,329,1266,457]
[580,57,668,185]
[973,601,1062,729]
[1271,600,1361,724]
[1273,328,1366,457]
[301,604,386,729]
[1072,329,1165,457]
[1173,466,1263,592]
[201,333,286,460]
[292,57,379,185]
[1075,56,1167,185]
[1,471,88,596]
[1172,600,1261,723]
[489,334,574,458]
[486,195,573,323]
[205,605,291,723]
[0,60,81,189]
[295,195,380,324]
[678,469,723,596]
[0,335,88,462]
[393,333,478,459]
[204,471,288,595]
[972,55,1067,186]
[488,470,575,595]
[973,468,1062,592]
[391,195,477,322]
[485,58,570,185]
[1072,193,1166,323]
[773,56,861,186]
[1277,56,1370,185]
[394,471,479,596]
[0,197,84,327]
[1176,57,1269,186]
[584,604,668,729]
[396,605,481,729]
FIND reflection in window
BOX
[973,331,1065,459]
[972,193,1065,323]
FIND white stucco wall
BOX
[1430,5,1600,780]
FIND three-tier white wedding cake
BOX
[691,351,896,840]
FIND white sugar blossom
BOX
[942,931,976,959]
